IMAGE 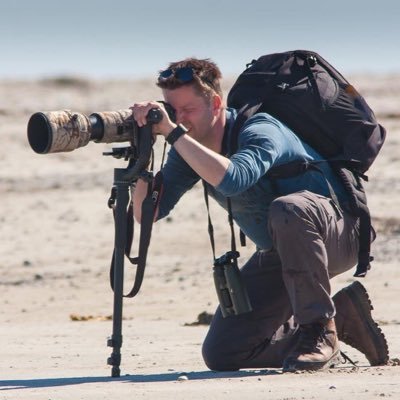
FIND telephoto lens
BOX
[27,109,135,154]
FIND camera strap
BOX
[109,146,166,298]
[125,170,164,297]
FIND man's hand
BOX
[130,101,176,138]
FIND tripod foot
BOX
[111,365,121,378]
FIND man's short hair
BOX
[157,58,223,100]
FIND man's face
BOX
[162,85,218,143]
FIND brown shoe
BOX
[333,281,389,366]
[282,319,340,372]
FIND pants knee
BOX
[202,339,239,372]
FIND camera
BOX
[27,103,175,154]
[28,109,139,154]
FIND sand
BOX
[0,75,399,399]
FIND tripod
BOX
[104,112,161,377]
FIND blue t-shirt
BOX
[157,109,348,250]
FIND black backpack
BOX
[227,50,386,277]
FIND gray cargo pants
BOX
[202,190,360,370]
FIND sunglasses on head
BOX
[158,67,215,90]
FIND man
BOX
[131,58,388,372]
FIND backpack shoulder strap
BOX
[228,104,263,156]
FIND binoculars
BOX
[213,251,252,318]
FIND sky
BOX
[0,0,399,79]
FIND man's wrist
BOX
[166,124,188,145]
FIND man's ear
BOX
[212,94,223,115]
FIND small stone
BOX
[23,260,32,267]
[329,385,336,390]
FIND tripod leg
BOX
[107,245,125,377]
[107,171,130,377]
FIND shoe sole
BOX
[341,281,389,366]
[283,349,341,373]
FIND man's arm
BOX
[172,134,230,187]
[132,179,152,223]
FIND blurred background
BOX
[1,0,399,80]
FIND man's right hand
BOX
[130,101,177,139]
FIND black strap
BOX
[239,230,246,247]
[335,167,373,277]
[226,197,237,253]
[202,110,244,260]
[203,182,217,261]
[109,176,158,298]
[109,146,166,298]
[353,205,373,277]
[203,181,241,263]
[166,124,188,145]
[229,103,263,157]
[126,177,159,297]
[302,53,326,111]
[267,159,341,210]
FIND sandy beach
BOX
[0,74,399,399]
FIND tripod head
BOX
[103,108,162,182]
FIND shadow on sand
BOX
[0,369,281,390]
